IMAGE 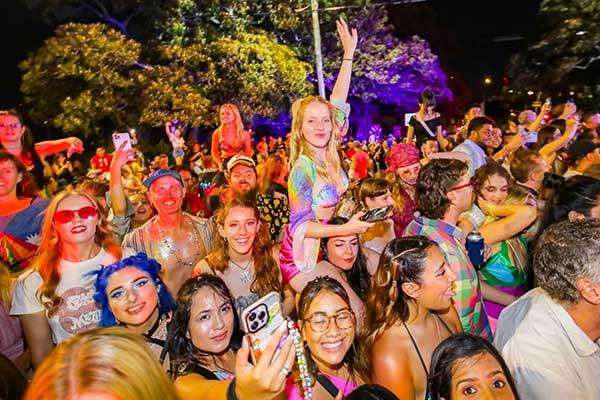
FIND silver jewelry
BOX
[156,215,200,267]
[281,366,292,376]
[229,258,253,284]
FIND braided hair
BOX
[357,236,436,378]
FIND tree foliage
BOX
[508,0,600,91]
[20,22,312,135]
[20,0,450,135]
[20,23,141,136]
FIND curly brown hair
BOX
[205,194,282,298]
[415,159,468,219]
[357,237,435,378]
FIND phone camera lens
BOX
[249,313,256,321]
[251,322,258,331]
[258,311,266,320]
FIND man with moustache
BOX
[122,169,213,295]
[220,155,289,242]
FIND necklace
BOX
[155,215,200,267]
[228,258,253,284]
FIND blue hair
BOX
[90,252,176,327]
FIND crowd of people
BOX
[1,17,600,400]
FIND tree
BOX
[21,0,451,138]
[19,22,312,135]
[508,0,600,93]
[20,23,142,137]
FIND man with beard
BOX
[221,155,289,242]
[122,169,213,295]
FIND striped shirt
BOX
[405,215,492,339]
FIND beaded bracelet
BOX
[287,319,313,400]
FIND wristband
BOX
[343,58,353,62]
[227,378,238,400]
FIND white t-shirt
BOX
[11,248,119,344]
[453,139,487,177]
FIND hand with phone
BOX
[234,324,295,400]
[110,140,135,172]
[344,211,375,235]
[360,205,393,223]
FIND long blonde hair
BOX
[289,96,342,180]
[216,103,245,145]
[25,327,180,400]
[34,189,121,317]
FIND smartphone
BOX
[544,97,552,107]
[241,292,286,363]
[112,132,132,152]
[360,205,393,222]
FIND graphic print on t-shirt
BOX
[57,286,100,334]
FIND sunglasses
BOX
[54,206,98,224]
[449,178,477,192]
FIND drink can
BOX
[466,230,484,267]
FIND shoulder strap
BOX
[415,114,437,138]
[316,374,341,398]
[402,321,429,376]
[436,314,453,335]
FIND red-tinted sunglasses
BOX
[449,178,477,192]
[53,206,98,224]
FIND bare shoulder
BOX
[371,325,414,383]
[361,246,381,275]
[372,325,412,364]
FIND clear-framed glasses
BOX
[304,309,354,333]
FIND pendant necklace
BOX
[228,258,253,284]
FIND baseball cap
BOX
[143,169,183,189]
[567,139,600,164]
[226,155,256,172]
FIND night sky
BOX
[0,0,542,109]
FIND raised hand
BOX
[110,141,135,172]
[336,18,358,59]
[66,137,84,158]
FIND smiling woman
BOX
[286,276,365,400]
[91,253,176,369]
[10,189,122,368]
[193,194,290,317]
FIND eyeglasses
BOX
[0,123,22,129]
[53,206,98,224]
[448,178,477,192]
[304,309,354,333]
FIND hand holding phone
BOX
[235,322,294,400]
[241,292,286,364]
[360,205,393,222]
[112,132,132,152]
